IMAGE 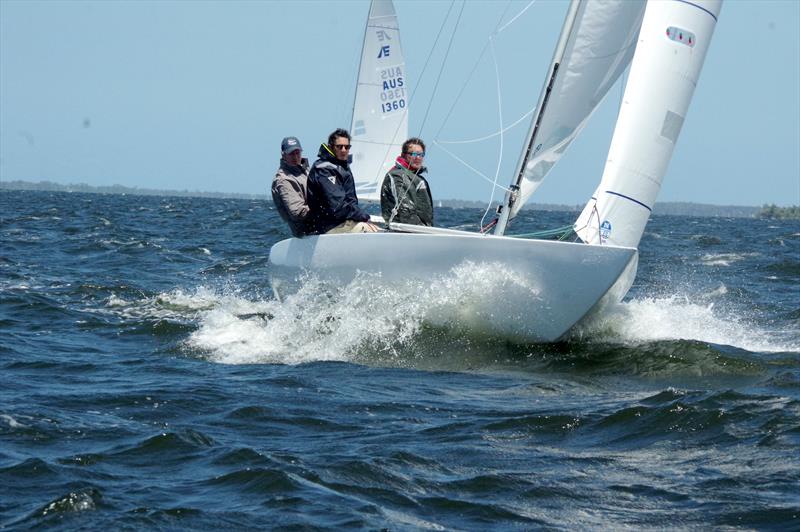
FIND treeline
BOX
[757,204,800,219]
[0,180,262,200]
[3,180,793,219]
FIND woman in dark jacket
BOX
[380,137,433,226]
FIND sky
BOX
[1,0,798,207]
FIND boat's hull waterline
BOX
[269,233,636,342]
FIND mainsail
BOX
[575,0,722,248]
[496,0,646,234]
[350,0,408,202]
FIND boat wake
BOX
[170,265,797,368]
[186,263,533,366]
[572,293,796,354]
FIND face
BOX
[283,149,302,166]
[404,143,425,171]
[331,136,352,161]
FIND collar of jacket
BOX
[318,144,350,168]
[394,156,426,175]
[280,158,308,175]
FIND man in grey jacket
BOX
[272,136,312,237]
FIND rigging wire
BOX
[495,0,537,33]
[423,0,539,230]
[362,0,458,189]
[436,106,535,145]
[408,0,458,109]
[433,3,511,140]
[418,1,466,137]
[432,141,511,193]
[432,0,530,139]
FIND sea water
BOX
[1,190,798,529]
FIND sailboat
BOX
[350,0,408,202]
[269,0,722,343]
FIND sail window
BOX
[666,26,695,47]
[660,111,684,143]
[353,120,367,136]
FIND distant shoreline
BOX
[0,179,779,218]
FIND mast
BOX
[494,0,581,236]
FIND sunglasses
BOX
[334,144,352,150]
[407,151,425,157]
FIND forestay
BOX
[350,0,408,202]
[502,0,646,226]
[575,0,722,248]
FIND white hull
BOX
[269,232,636,342]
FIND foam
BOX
[187,263,530,365]
[164,266,797,364]
[698,252,758,267]
[574,293,797,353]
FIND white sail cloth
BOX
[509,0,646,220]
[350,0,408,202]
[575,0,722,248]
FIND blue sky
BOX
[1,0,798,206]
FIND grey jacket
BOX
[380,161,433,226]
[272,158,312,237]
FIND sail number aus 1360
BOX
[382,99,406,113]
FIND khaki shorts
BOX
[325,220,379,234]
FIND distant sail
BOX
[350,0,408,202]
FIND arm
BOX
[380,174,394,222]
[271,178,309,222]
[421,176,434,226]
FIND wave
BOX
[698,252,759,267]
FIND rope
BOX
[432,141,512,193]
[386,164,422,226]
[509,224,575,240]
[479,35,505,231]
[480,218,498,234]
[424,0,540,231]
[436,106,536,145]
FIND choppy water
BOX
[1,189,798,530]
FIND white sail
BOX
[575,0,722,248]
[505,0,646,222]
[269,0,723,344]
[350,0,408,202]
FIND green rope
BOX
[507,224,575,240]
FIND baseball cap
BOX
[281,136,302,154]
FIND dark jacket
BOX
[307,144,370,234]
[380,157,433,226]
[272,157,312,237]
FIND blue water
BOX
[1,189,798,530]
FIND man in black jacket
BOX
[307,129,379,234]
